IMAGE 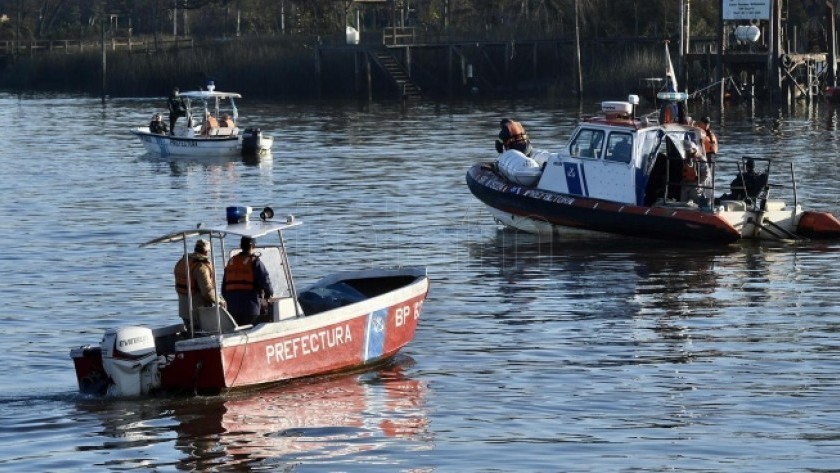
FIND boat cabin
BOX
[536,96,709,207]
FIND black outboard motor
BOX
[241,127,262,156]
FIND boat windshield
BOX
[182,93,240,123]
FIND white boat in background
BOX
[130,82,273,157]
[70,205,429,397]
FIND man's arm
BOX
[196,264,220,303]
[255,261,274,298]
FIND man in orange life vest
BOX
[681,141,712,205]
[697,116,719,158]
[222,236,273,326]
[495,118,533,156]
[174,239,224,328]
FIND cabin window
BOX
[570,129,605,159]
[606,132,634,163]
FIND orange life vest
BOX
[503,121,528,148]
[682,160,698,182]
[174,257,210,295]
[702,130,718,154]
[223,253,258,292]
[663,106,674,124]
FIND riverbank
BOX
[0,36,666,100]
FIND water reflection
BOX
[75,361,429,471]
[464,230,755,365]
[136,152,273,177]
[467,229,739,313]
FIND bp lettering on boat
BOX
[265,323,353,363]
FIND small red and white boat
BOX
[70,206,429,397]
[467,94,840,243]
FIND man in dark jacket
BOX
[222,236,273,326]
[149,113,168,134]
[729,158,767,201]
[167,87,187,135]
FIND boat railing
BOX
[711,156,799,212]
[651,156,792,212]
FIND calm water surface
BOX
[1,93,840,472]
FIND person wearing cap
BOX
[698,116,719,157]
[495,118,533,157]
[149,113,168,134]
[728,158,767,202]
[174,239,224,329]
[681,140,712,205]
[222,236,274,326]
[167,86,187,136]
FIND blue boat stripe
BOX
[580,163,588,196]
[563,163,583,195]
[363,308,388,361]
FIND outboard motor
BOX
[241,127,262,156]
[100,326,160,397]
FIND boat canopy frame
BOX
[179,90,241,129]
[142,214,303,337]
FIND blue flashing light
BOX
[226,206,250,224]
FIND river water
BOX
[1,92,840,472]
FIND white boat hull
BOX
[131,128,273,157]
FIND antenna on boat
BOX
[627,94,639,120]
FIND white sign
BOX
[723,0,771,20]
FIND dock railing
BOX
[382,27,418,47]
[0,37,194,56]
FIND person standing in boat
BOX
[681,141,712,206]
[149,113,168,135]
[174,239,224,329]
[222,236,274,326]
[698,116,719,159]
[167,87,187,136]
[495,118,533,157]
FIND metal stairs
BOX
[371,50,422,98]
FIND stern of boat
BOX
[242,127,273,155]
[70,345,108,396]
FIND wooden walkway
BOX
[0,37,194,57]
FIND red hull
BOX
[797,211,840,238]
[71,269,429,396]
[161,292,426,392]
[467,162,742,243]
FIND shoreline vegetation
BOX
[0,1,825,101]
[0,36,669,100]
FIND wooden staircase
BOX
[371,50,422,98]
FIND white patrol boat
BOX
[130,81,273,157]
[467,94,840,243]
[70,205,429,397]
